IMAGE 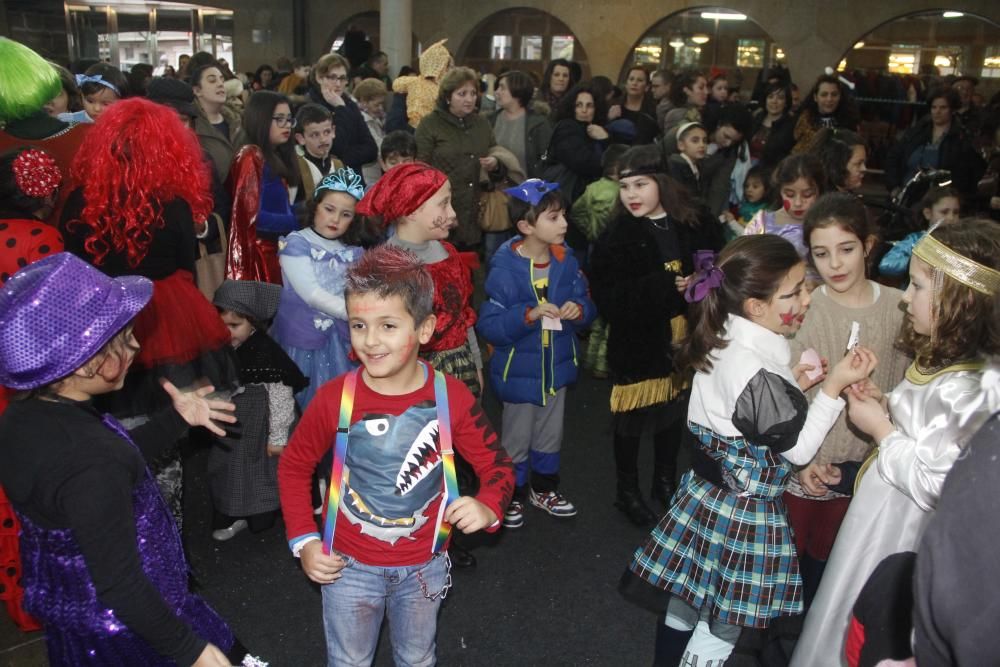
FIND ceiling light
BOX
[668,37,685,48]
[700,12,746,20]
[943,11,964,18]
[691,34,710,45]
[854,41,865,49]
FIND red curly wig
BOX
[68,97,212,267]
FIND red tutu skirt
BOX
[133,270,232,370]
[0,485,40,631]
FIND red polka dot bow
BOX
[12,149,62,199]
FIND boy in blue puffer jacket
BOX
[478,179,596,529]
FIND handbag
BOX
[195,215,227,300]
[478,185,512,232]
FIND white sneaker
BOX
[212,519,248,541]
[529,489,577,517]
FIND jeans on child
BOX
[321,552,451,667]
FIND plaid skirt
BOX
[425,342,481,397]
[628,423,801,628]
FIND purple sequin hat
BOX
[0,252,152,390]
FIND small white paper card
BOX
[542,316,563,331]
[847,321,861,351]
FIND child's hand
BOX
[527,303,561,322]
[478,156,498,172]
[793,358,828,391]
[557,301,581,320]
[821,346,878,399]
[846,385,895,442]
[721,210,736,223]
[300,541,348,585]
[674,275,691,293]
[798,461,841,496]
[160,380,237,437]
[445,497,498,533]
[192,643,231,667]
[267,445,284,457]
[850,378,885,406]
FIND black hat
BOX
[146,76,199,118]
[213,280,282,323]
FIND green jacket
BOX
[570,177,619,242]
[416,106,498,246]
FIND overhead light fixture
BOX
[691,34,710,45]
[701,12,746,20]
[668,37,685,48]
[854,41,865,49]
[943,11,964,18]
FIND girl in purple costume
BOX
[272,167,370,409]
[0,253,255,666]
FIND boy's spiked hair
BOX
[345,245,434,324]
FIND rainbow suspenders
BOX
[321,366,460,555]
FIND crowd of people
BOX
[0,30,999,667]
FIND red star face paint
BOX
[780,309,797,326]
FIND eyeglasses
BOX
[272,115,296,128]
[322,74,349,83]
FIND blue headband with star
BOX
[503,178,560,207]
[314,167,365,202]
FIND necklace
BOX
[647,215,670,230]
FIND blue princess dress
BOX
[272,228,363,408]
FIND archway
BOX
[840,10,1000,81]
[325,11,420,73]
[455,7,589,83]
[624,7,784,97]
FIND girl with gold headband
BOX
[793,219,1000,666]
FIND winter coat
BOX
[590,212,724,385]
[547,119,605,201]
[491,108,553,178]
[193,102,245,183]
[415,106,499,247]
[477,239,596,406]
[885,118,985,197]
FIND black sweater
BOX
[0,399,204,665]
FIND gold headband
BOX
[912,233,1000,296]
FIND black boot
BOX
[651,424,680,508]
[650,469,676,508]
[615,474,657,526]
[448,535,477,568]
[654,618,693,666]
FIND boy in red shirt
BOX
[278,244,513,665]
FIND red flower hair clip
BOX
[12,149,62,199]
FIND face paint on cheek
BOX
[780,310,797,326]
[783,198,792,212]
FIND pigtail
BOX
[676,285,730,372]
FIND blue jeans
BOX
[321,552,451,667]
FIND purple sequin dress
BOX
[16,414,235,665]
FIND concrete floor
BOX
[0,369,659,666]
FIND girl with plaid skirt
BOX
[619,235,877,666]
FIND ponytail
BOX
[676,235,802,372]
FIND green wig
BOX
[0,38,61,122]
